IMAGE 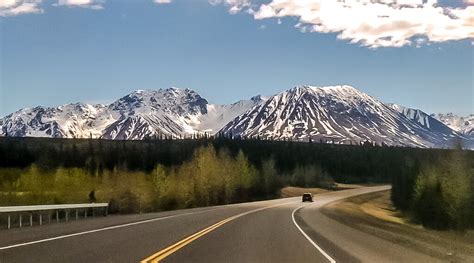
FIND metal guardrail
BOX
[0,203,108,213]
[0,203,108,229]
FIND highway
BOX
[0,185,442,263]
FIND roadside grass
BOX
[280,186,330,198]
[280,183,382,198]
[323,190,474,262]
[345,190,406,225]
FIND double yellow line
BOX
[141,215,238,263]
[141,201,295,263]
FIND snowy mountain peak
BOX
[285,85,378,105]
[250,95,266,102]
[0,85,470,148]
[110,87,208,115]
[220,85,463,148]
[388,103,457,136]
[0,87,262,140]
[431,113,474,137]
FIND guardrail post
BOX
[65,210,69,222]
[39,214,42,226]
[76,209,78,220]
[92,208,95,218]
[48,212,51,224]
[56,210,59,223]
[7,215,11,229]
[30,213,33,226]
[85,209,87,219]
[105,206,108,216]
[19,214,22,228]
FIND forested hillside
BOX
[0,137,446,182]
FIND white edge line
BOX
[0,208,219,250]
[292,204,336,263]
[0,199,297,251]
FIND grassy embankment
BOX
[324,190,474,262]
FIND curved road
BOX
[0,185,440,262]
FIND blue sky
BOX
[1,0,473,117]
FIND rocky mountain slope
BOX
[431,113,473,137]
[219,85,463,148]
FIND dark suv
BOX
[302,193,313,202]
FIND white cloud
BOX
[54,0,104,10]
[0,0,17,7]
[0,0,43,16]
[209,0,252,14]
[251,0,474,48]
[154,0,172,4]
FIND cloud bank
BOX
[209,0,251,14]
[0,0,43,16]
[251,0,474,48]
[54,0,104,9]
[154,0,173,4]
[2,0,472,48]
[0,0,105,16]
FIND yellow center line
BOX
[141,200,296,263]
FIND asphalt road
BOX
[0,185,440,263]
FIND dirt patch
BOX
[334,183,365,190]
[353,191,406,225]
[322,190,474,262]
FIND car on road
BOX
[302,193,313,202]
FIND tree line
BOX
[391,147,474,230]
[0,137,434,183]
[0,144,334,213]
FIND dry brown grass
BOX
[323,190,474,262]
[280,186,330,198]
[359,191,406,225]
[280,183,369,198]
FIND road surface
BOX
[0,185,441,262]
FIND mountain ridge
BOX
[430,113,473,137]
[219,85,464,148]
[0,87,264,140]
[0,85,470,149]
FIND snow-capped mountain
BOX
[0,88,265,140]
[0,103,109,138]
[0,85,469,148]
[195,95,267,134]
[431,113,473,137]
[219,85,462,148]
[388,104,455,135]
[101,88,209,139]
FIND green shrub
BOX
[413,152,473,230]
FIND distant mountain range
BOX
[430,113,473,137]
[0,85,471,149]
[0,88,264,140]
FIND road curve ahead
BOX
[0,185,438,263]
